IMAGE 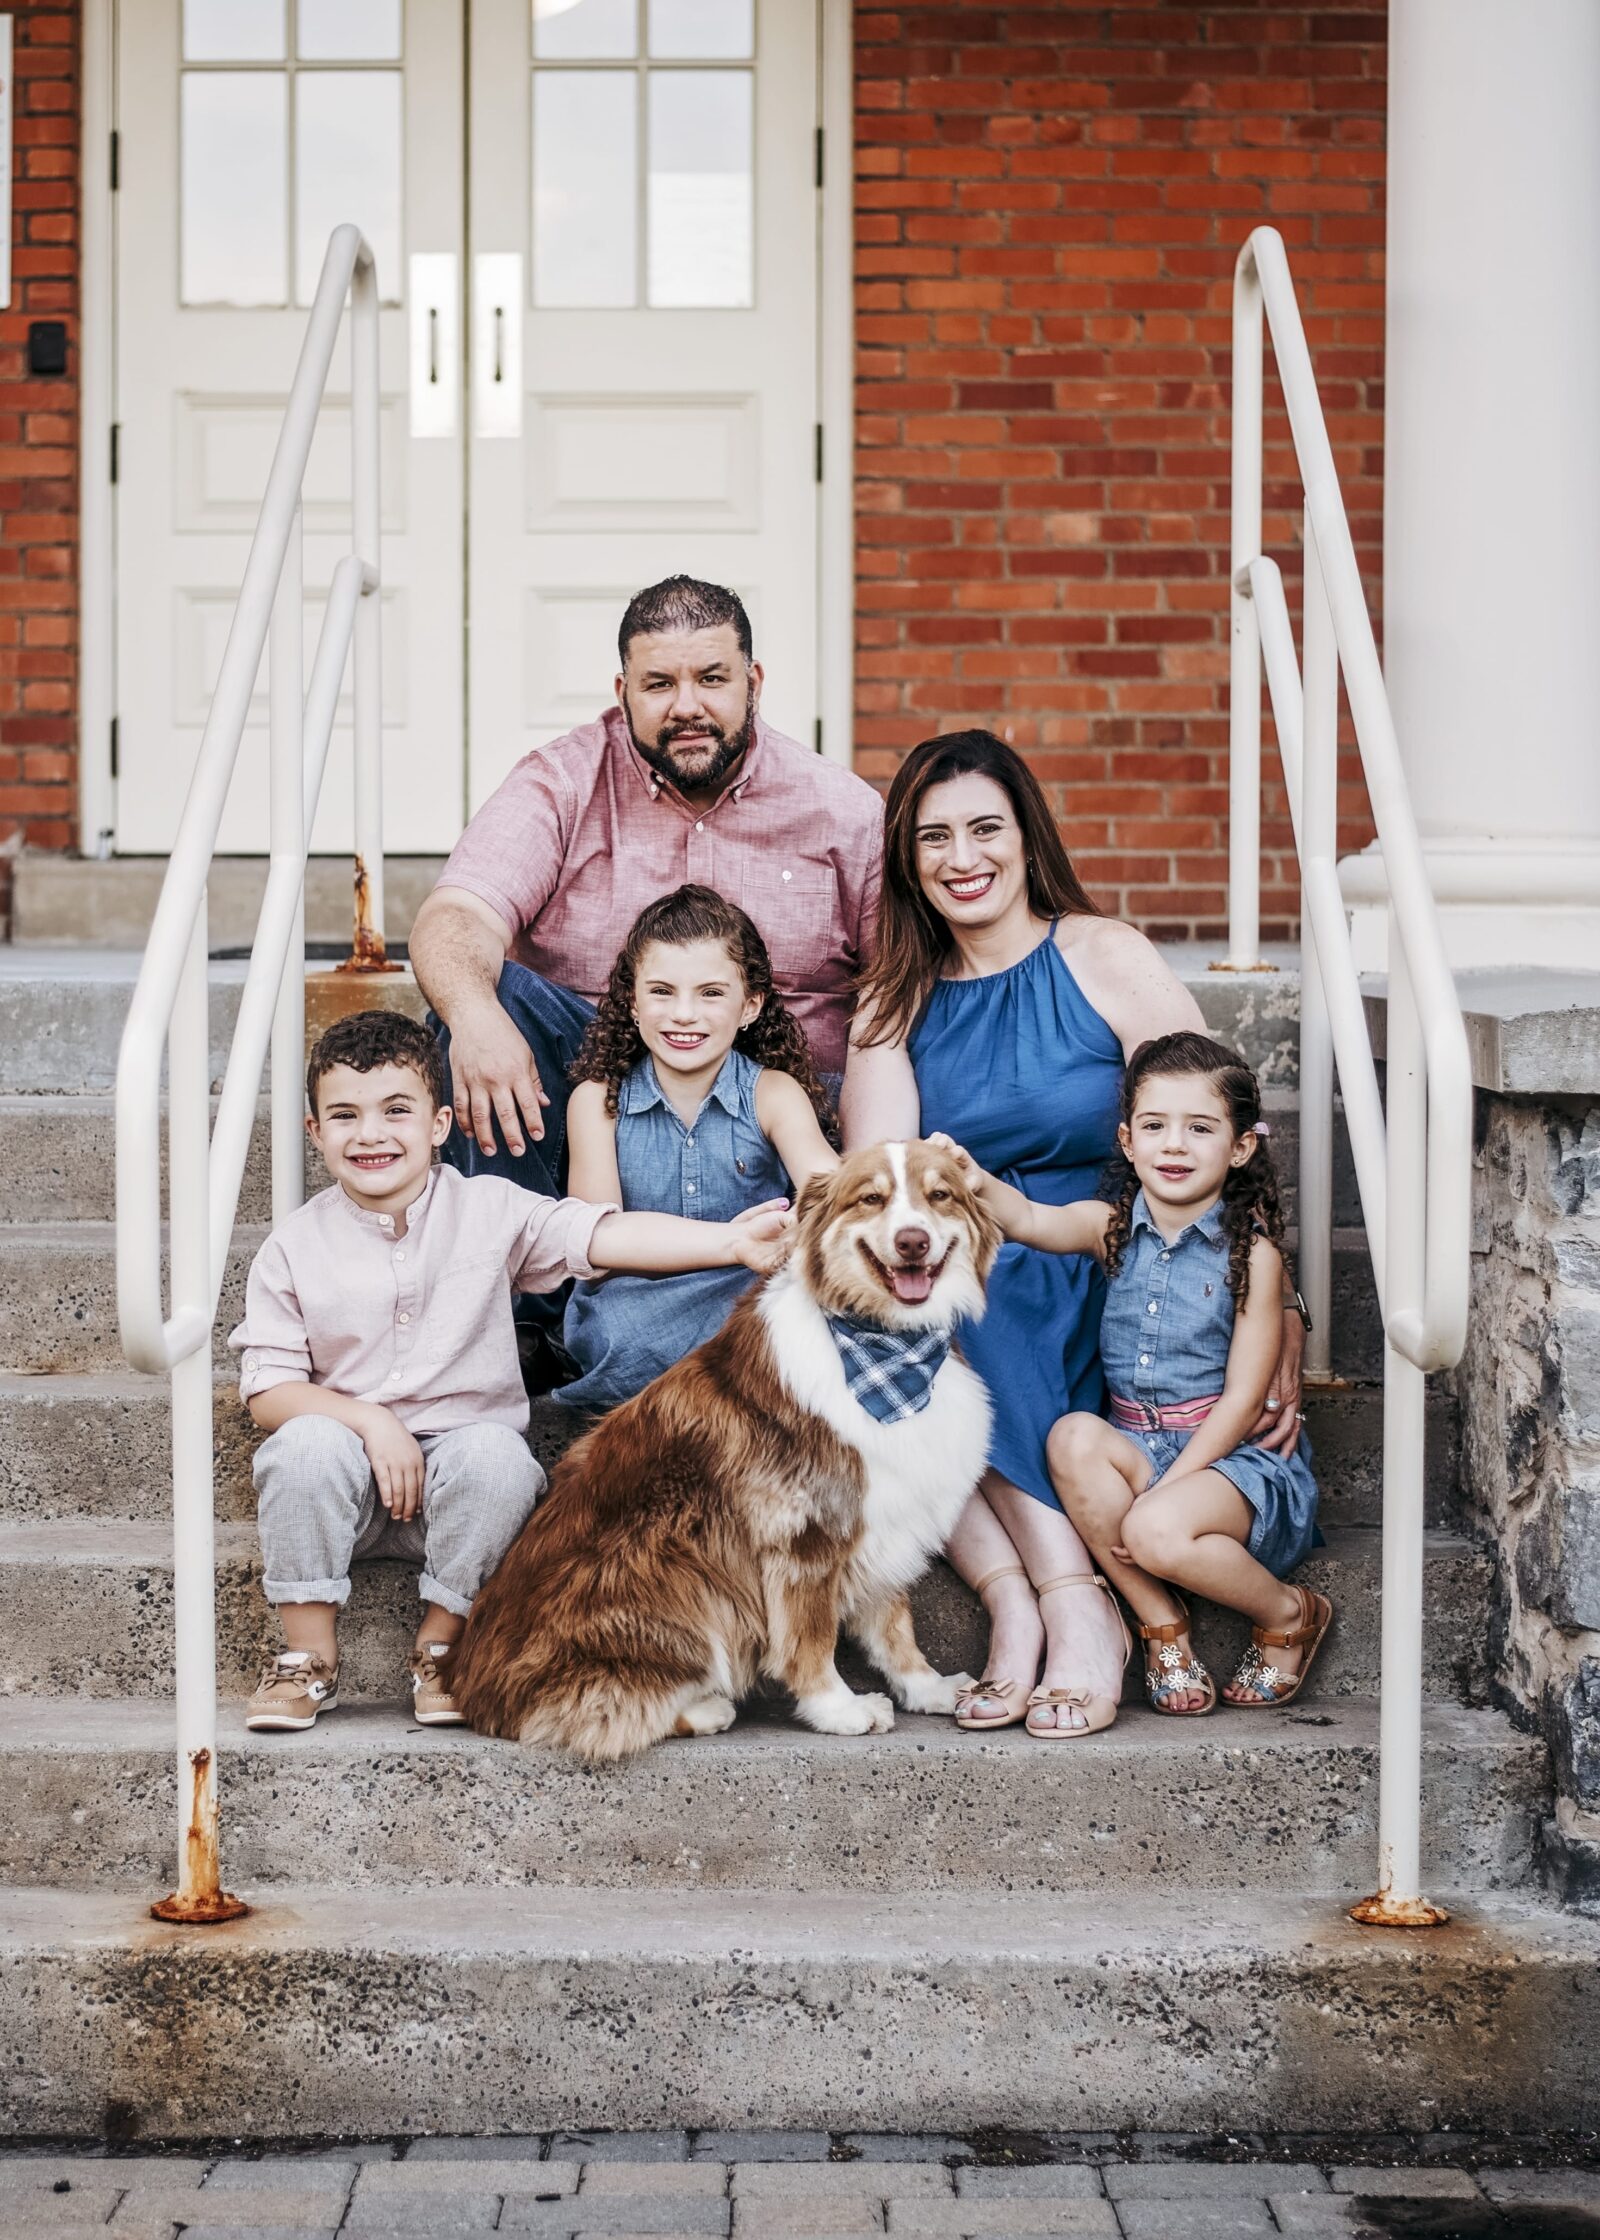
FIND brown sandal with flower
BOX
[1138,1593,1216,1717]
[1225,1586,1334,1707]
[955,1564,1035,1731]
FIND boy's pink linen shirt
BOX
[437,708,883,1078]
[228,1166,614,1438]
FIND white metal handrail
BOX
[115,225,384,1923]
[1229,226,1473,1928]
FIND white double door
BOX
[114,0,820,855]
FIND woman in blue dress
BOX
[843,730,1306,1734]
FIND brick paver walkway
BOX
[0,2135,1595,2237]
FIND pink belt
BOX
[1108,1392,1221,1433]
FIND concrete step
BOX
[0,1370,1460,1534]
[6,1881,1598,2137]
[0,1222,1391,1379]
[0,945,1305,1092]
[0,1521,1491,1706]
[0,1696,1542,1899]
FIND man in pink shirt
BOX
[410,576,883,1212]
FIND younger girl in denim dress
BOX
[935,1030,1327,1732]
[556,885,838,1412]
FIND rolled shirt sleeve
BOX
[509,1192,621,1293]
[437,748,573,942]
[228,1235,314,1401]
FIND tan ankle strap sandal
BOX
[955,1564,1034,1730]
[1024,1571,1133,1740]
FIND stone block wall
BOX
[1456,1095,1600,1907]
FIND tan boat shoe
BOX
[410,1641,467,1727]
[245,1651,339,1732]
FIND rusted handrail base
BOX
[333,852,403,976]
[1349,1890,1451,1929]
[151,1889,250,1925]
[1207,959,1280,973]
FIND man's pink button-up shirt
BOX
[228,1165,613,1438]
[438,708,883,1078]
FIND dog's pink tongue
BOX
[891,1266,934,1304]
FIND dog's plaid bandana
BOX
[824,1316,951,1424]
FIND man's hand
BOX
[359,1406,425,1522]
[451,999,550,1158]
[728,1198,795,1275]
[1249,1310,1306,1455]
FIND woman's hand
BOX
[728,1199,795,1275]
[1250,1310,1306,1455]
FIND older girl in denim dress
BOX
[935,1031,1328,1729]
[556,885,838,1412]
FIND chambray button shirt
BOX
[557,1050,789,1412]
[1099,1191,1235,1414]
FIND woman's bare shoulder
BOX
[1056,913,1205,1047]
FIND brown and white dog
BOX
[451,1139,1001,1761]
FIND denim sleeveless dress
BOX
[1100,1190,1321,1577]
[555,1049,790,1413]
[909,924,1123,1509]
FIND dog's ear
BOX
[794,1166,840,1232]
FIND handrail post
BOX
[1350,921,1449,1930]
[1226,249,1264,970]
[350,250,386,959]
[150,897,246,1925]
[270,503,306,1223]
[1298,514,1336,1382]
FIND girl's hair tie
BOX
[1252,1119,1271,1137]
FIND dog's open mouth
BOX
[860,1242,948,1306]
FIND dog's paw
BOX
[800,1688,896,1737]
[672,1692,738,1738]
[898,1670,976,1717]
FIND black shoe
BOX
[517,1321,582,1397]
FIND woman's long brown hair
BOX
[855,728,1100,1046]
[570,883,833,1127]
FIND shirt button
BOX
[685,1182,697,1195]
[695,820,704,831]
[685,1135,695,1148]
[1147,1301,1158,1313]
[1160,1251,1171,1262]
[394,1249,406,1261]
[1139,1353,1151,1366]
[399,1312,411,1325]
[379,1215,393,1228]
[390,1368,403,1381]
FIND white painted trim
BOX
[78,0,116,855]
[817,0,854,767]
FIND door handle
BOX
[409,253,458,439]
[474,254,523,439]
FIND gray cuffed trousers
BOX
[254,1414,542,1619]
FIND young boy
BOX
[229,1009,789,1732]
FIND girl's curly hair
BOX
[1101,1031,1287,1305]
[571,884,833,1128]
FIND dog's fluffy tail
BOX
[515,1674,688,1764]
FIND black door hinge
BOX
[813,717,823,756]
[814,423,823,483]
[109,130,120,190]
[109,716,120,780]
[109,424,120,484]
[815,126,824,189]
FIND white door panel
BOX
[114,0,464,857]
[466,0,819,816]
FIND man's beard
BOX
[625,686,755,796]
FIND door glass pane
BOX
[533,71,637,306]
[532,0,637,60]
[648,0,751,59]
[648,69,751,307]
[181,74,288,304]
[184,0,285,61]
[298,0,402,60]
[295,70,403,304]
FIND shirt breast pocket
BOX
[734,859,838,988]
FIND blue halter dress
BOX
[909,924,1124,1509]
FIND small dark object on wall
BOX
[27,321,68,377]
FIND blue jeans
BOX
[433,960,597,1327]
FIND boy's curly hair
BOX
[1101,1030,1287,1305]
[306,1009,444,1114]
[571,884,833,1127]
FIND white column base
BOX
[1341,838,1600,973]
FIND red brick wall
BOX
[0,1,78,931]
[851,1,1387,940]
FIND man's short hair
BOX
[305,1009,446,1115]
[618,575,754,668]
